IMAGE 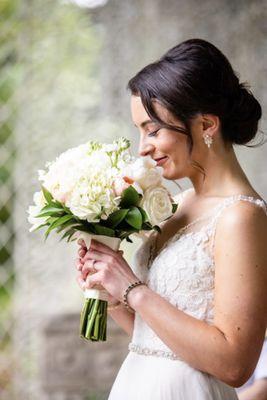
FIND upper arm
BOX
[213,202,267,377]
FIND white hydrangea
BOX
[68,170,121,222]
[32,138,133,224]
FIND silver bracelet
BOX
[123,280,147,312]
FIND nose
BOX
[138,138,155,157]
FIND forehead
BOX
[130,95,179,127]
[130,96,150,126]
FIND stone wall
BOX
[39,314,129,400]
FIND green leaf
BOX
[125,206,143,230]
[93,224,115,237]
[60,228,76,242]
[44,215,75,240]
[120,186,140,208]
[56,219,78,233]
[106,209,129,228]
[41,186,53,204]
[35,207,65,218]
[40,202,64,212]
[46,216,58,224]
[67,231,76,242]
[31,222,50,232]
[141,221,153,230]
[138,206,148,223]
[172,203,178,214]
[72,224,96,234]
[153,225,162,233]
[49,214,76,229]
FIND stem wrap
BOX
[76,232,122,341]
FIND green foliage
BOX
[172,203,178,213]
[0,0,18,330]
[32,183,166,243]
[106,208,128,227]
[125,206,143,229]
[119,185,140,208]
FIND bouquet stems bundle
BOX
[28,137,177,341]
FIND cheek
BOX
[169,136,190,161]
[159,135,191,180]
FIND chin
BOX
[162,166,185,180]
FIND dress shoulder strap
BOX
[210,194,267,222]
[209,194,267,255]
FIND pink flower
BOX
[113,176,133,196]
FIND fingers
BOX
[76,270,101,290]
[81,259,97,279]
[82,249,110,264]
[90,239,119,257]
[76,243,87,271]
[77,238,86,248]
[75,258,83,271]
[85,270,102,289]
[76,273,86,290]
[78,247,86,258]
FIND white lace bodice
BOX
[128,188,267,360]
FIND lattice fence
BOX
[0,0,18,395]
[0,1,129,399]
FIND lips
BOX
[155,156,168,166]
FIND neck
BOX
[189,146,252,198]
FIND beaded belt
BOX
[128,342,181,361]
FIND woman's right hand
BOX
[75,239,122,304]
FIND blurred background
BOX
[0,0,266,399]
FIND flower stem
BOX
[79,298,108,341]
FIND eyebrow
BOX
[134,119,155,129]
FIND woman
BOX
[76,38,267,399]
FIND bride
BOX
[75,38,267,399]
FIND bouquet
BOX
[27,137,178,341]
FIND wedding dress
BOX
[108,188,267,400]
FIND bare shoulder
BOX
[215,198,267,240]
[172,187,194,204]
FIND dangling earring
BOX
[203,133,213,148]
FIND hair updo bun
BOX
[221,82,262,145]
[127,38,263,148]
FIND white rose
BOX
[123,156,163,190]
[140,186,173,226]
[137,167,162,190]
[139,155,157,169]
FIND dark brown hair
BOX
[127,38,264,153]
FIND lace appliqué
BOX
[129,190,267,361]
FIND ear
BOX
[202,114,220,135]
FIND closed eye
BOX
[148,129,160,137]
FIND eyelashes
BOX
[148,129,160,137]
[147,126,188,137]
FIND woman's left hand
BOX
[79,239,141,303]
